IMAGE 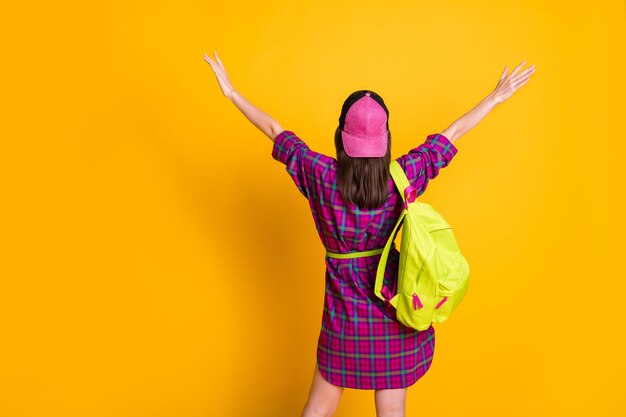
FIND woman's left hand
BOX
[204,51,236,100]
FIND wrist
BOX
[228,89,239,102]
[486,92,500,106]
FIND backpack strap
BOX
[389,160,411,198]
[390,160,420,209]
[373,160,412,308]
[374,209,405,308]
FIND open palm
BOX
[204,51,236,100]
[492,60,536,104]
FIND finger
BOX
[204,52,224,76]
[500,65,508,79]
[511,67,535,84]
[519,64,535,77]
[214,51,226,70]
[494,66,508,89]
[205,57,218,72]
[512,77,531,90]
[204,53,215,65]
[205,56,224,76]
[510,60,527,77]
[511,76,531,89]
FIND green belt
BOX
[325,247,386,259]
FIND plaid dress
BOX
[271,130,458,390]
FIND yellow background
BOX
[2,1,625,416]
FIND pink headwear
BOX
[341,92,389,158]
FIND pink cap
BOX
[341,92,389,157]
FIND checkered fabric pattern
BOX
[272,129,458,389]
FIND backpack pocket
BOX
[433,257,470,323]
[396,289,434,331]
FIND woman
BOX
[204,51,535,417]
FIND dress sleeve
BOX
[271,130,332,199]
[395,133,458,197]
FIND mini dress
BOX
[271,130,458,389]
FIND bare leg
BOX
[301,363,344,417]
[374,387,407,417]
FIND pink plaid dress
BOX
[271,130,458,390]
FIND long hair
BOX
[334,90,391,209]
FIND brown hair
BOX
[334,90,391,209]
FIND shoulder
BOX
[395,133,458,166]
[272,130,336,172]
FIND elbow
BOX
[440,127,459,144]
[269,123,285,140]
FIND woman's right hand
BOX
[491,60,536,105]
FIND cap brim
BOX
[342,130,388,157]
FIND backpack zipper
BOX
[412,293,423,310]
[412,294,449,310]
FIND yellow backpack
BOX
[373,160,471,331]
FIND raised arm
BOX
[441,60,536,144]
[204,51,283,142]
